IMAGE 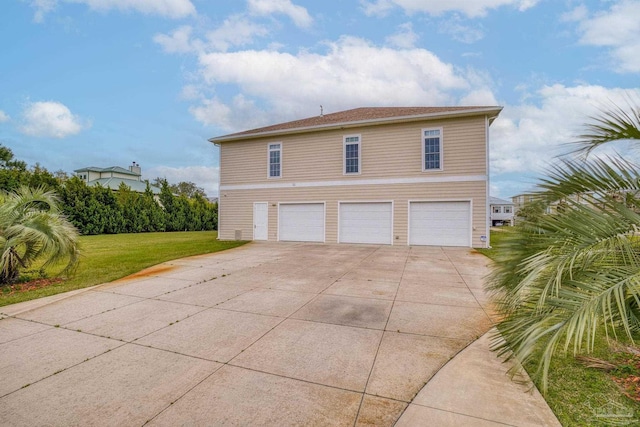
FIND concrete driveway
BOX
[0,243,558,426]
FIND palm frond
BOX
[572,100,640,157]
[0,186,79,283]
[489,193,640,393]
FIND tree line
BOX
[0,145,217,235]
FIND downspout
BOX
[213,142,221,241]
[485,115,490,249]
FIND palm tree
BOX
[0,186,79,284]
[489,100,640,394]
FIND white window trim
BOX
[421,127,443,172]
[267,142,282,179]
[343,134,361,175]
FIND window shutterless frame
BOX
[422,127,443,171]
[343,134,361,175]
[267,142,282,178]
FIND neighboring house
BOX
[210,106,502,248]
[74,162,160,195]
[511,192,542,210]
[489,196,514,226]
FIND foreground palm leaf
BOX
[0,186,79,284]
[573,100,640,157]
[489,101,640,394]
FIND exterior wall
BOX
[106,171,139,180]
[220,116,487,185]
[218,115,490,247]
[490,204,514,226]
[88,171,101,182]
[218,181,487,247]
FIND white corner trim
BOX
[220,174,487,191]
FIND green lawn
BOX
[0,231,247,307]
[478,228,640,426]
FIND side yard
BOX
[0,231,247,307]
[479,229,640,426]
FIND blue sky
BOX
[1,0,638,197]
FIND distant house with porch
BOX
[490,196,514,226]
[74,162,160,195]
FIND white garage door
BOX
[339,202,392,245]
[279,203,325,242]
[409,201,471,247]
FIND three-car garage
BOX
[275,200,472,247]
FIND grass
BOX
[0,231,247,307]
[479,227,640,426]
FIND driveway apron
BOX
[0,242,558,426]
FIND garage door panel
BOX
[410,201,470,247]
[339,202,392,245]
[279,203,325,242]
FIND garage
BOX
[339,202,393,245]
[409,201,471,247]
[278,203,325,242]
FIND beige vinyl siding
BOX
[218,180,487,247]
[219,116,487,185]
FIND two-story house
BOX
[210,106,502,248]
[74,162,160,195]
[489,196,514,226]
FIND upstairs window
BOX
[268,143,281,178]
[492,206,502,214]
[344,135,361,175]
[504,206,513,214]
[422,128,442,171]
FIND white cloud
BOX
[560,4,588,23]
[31,0,195,22]
[206,15,269,52]
[360,0,539,18]
[19,101,89,138]
[360,0,394,16]
[490,85,640,176]
[155,17,269,55]
[247,0,313,28]
[0,110,9,123]
[460,88,498,106]
[153,26,200,54]
[31,0,57,23]
[439,16,484,43]
[145,165,220,197]
[385,22,419,48]
[180,84,202,101]
[193,36,473,131]
[574,0,640,73]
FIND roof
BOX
[490,196,514,205]
[74,166,140,176]
[210,106,503,143]
[87,178,161,194]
